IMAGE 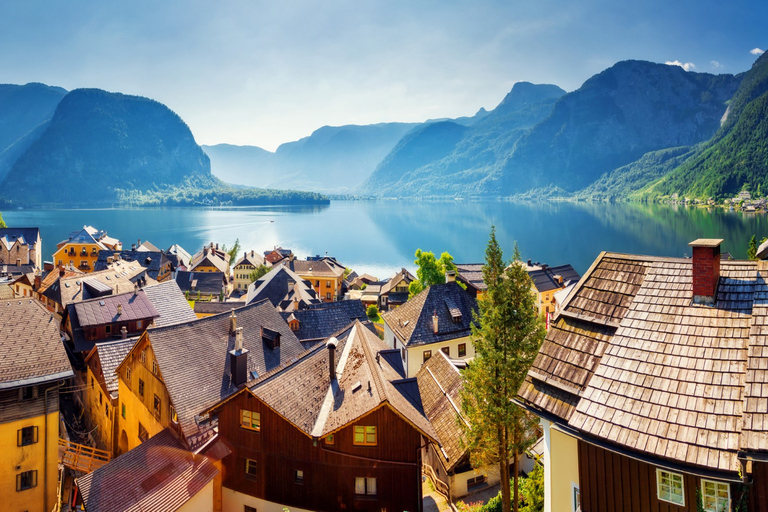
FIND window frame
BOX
[458,343,466,357]
[423,350,432,363]
[700,479,730,512]
[353,425,377,446]
[16,470,37,492]
[245,458,258,478]
[354,476,377,496]
[241,409,261,431]
[441,346,450,357]
[17,426,39,447]
[295,469,304,484]
[153,394,162,419]
[656,468,685,506]
[138,378,145,398]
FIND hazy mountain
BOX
[204,122,419,193]
[0,82,67,182]
[3,88,213,205]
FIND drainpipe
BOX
[44,380,64,512]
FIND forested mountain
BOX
[0,83,67,182]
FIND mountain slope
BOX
[639,51,768,199]
[0,83,67,181]
[3,88,212,205]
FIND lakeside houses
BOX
[94,247,173,282]
[0,227,42,273]
[455,263,486,299]
[517,239,768,512]
[288,255,346,302]
[53,226,121,273]
[0,299,74,512]
[379,267,416,310]
[165,243,192,275]
[190,242,231,274]
[263,246,292,265]
[382,277,478,378]
[245,264,322,311]
[233,250,267,294]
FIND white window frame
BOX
[700,479,730,512]
[656,468,685,506]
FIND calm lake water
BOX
[4,201,768,279]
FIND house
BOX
[455,263,486,299]
[190,243,231,274]
[205,320,438,512]
[175,270,227,301]
[0,299,74,512]
[36,266,84,312]
[113,300,302,454]
[263,246,292,265]
[233,250,267,293]
[517,239,768,512]
[0,227,42,270]
[53,226,121,272]
[417,350,504,499]
[11,272,36,298]
[347,273,378,290]
[379,267,416,310]
[290,256,346,302]
[382,278,478,378]
[94,249,173,282]
[165,244,192,275]
[523,261,581,317]
[75,428,220,512]
[245,264,321,311]
[280,299,368,345]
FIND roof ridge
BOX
[357,322,387,404]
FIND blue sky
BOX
[0,0,764,151]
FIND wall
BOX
[53,243,100,272]
[222,488,314,512]
[405,335,474,378]
[83,364,115,453]
[542,419,580,512]
[178,479,215,512]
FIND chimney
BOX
[34,274,41,290]
[117,303,123,316]
[445,270,456,283]
[689,239,723,305]
[137,239,141,248]
[433,310,439,334]
[229,327,249,387]
[131,244,136,251]
[327,337,338,381]
[121,326,128,339]
[230,310,237,335]
[59,266,65,277]
[134,282,139,295]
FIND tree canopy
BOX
[0,212,6,228]
[408,249,458,298]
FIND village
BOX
[3,224,768,512]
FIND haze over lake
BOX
[5,200,767,279]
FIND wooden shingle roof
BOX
[519,252,768,474]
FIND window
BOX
[105,404,109,417]
[326,292,331,300]
[353,426,377,446]
[315,280,320,287]
[105,324,111,335]
[423,350,432,363]
[17,426,38,446]
[152,360,158,375]
[701,479,730,512]
[241,409,261,431]
[355,476,377,496]
[326,280,331,287]
[656,469,684,506]
[244,506,258,512]
[458,343,466,357]
[121,403,126,419]
[153,395,162,419]
[138,422,149,442]
[295,469,304,484]
[245,458,258,477]
[16,470,37,491]
[170,404,178,423]
[137,320,143,329]
[441,347,450,357]
[325,434,334,445]
[126,366,131,383]
[20,386,37,400]
[138,379,145,397]
[140,351,146,364]
[401,347,406,361]
[99,392,103,405]
[91,377,94,389]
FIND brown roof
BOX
[76,428,218,512]
[89,338,138,397]
[416,350,468,472]
[0,299,73,388]
[73,289,159,327]
[380,268,415,295]
[518,252,768,474]
[291,259,344,279]
[58,261,153,307]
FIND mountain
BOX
[359,82,566,196]
[203,122,419,193]
[3,88,212,205]
[638,51,768,199]
[0,82,67,182]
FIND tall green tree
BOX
[748,235,758,260]
[408,249,458,298]
[460,228,545,512]
[249,264,271,283]
[0,212,6,228]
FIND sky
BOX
[0,0,765,151]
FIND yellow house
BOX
[524,262,581,318]
[53,226,121,273]
[190,243,231,274]
[0,300,74,512]
[291,257,345,302]
[382,280,478,378]
[233,250,266,293]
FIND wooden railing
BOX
[58,438,111,473]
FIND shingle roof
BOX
[291,259,344,278]
[140,300,302,442]
[527,264,581,293]
[175,271,225,295]
[0,228,40,251]
[234,250,264,268]
[76,428,218,512]
[518,252,768,474]
[94,250,170,280]
[165,244,191,269]
[245,265,320,310]
[73,290,159,327]
[279,300,368,342]
[382,282,478,347]
[92,338,137,397]
[0,299,73,388]
[416,351,468,472]
[455,263,486,292]
[141,281,198,328]
[56,262,151,307]
[380,268,416,295]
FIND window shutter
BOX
[17,429,21,447]
[33,426,39,444]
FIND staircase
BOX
[58,438,111,473]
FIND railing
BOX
[58,438,111,473]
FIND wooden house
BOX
[517,239,768,512]
[206,320,438,512]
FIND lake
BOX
[4,200,768,279]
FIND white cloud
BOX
[711,60,721,68]
[665,60,696,71]
[751,48,765,55]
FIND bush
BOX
[366,305,379,319]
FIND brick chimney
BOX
[689,238,723,305]
[229,326,249,386]
[327,337,338,381]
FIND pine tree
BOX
[748,235,758,260]
[460,228,545,512]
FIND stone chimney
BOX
[689,238,723,305]
[433,310,439,334]
[327,337,338,381]
[445,270,456,283]
[121,326,128,339]
[229,326,249,386]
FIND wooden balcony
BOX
[58,438,111,473]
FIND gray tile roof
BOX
[455,263,486,292]
[144,300,302,441]
[382,282,478,347]
[73,290,159,327]
[57,261,152,307]
[76,428,218,512]
[141,281,197,328]
[279,300,367,342]
[0,228,40,251]
[527,263,581,293]
[245,265,320,310]
[234,250,264,268]
[94,250,170,280]
[0,299,73,388]
[175,271,225,295]
[92,338,137,397]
